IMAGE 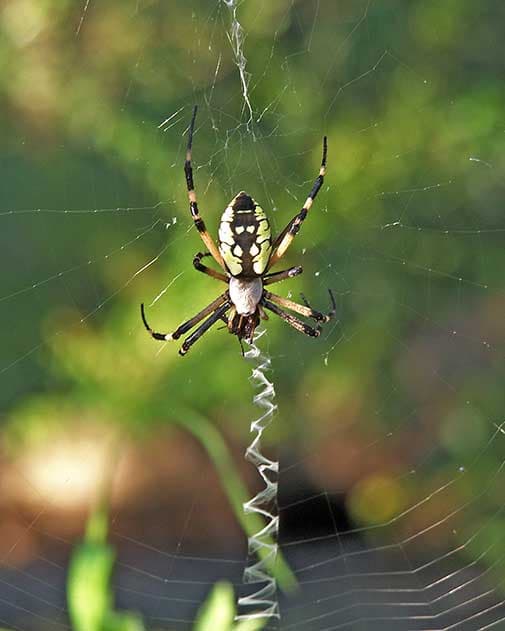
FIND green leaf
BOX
[234,617,269,631]
[67,540,116,631]
[193,582,268,631]
[194,582,235,631]
[103,611,146,631]
[67,506,146,631]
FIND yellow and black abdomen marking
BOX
[218,192,272,277]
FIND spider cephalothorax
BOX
[141,106,335,355]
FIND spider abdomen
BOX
[218,191,272,277]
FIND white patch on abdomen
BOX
[229,277,263,315]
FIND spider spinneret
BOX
[141,105,335,355]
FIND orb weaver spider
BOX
[141,106,335,356]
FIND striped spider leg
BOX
[184,105,225,270]
[141,293,231,356]
[267,136,327,270]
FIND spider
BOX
[141,106,336,356]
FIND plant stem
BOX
[173,407,297,593]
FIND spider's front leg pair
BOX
[186,104,328,285]
[184,106,226,273]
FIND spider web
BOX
[1,0,505,629]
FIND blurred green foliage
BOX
[66,507,266,631]
[193,582,265,631]
[68,508,146,631]
[2,1,503,439]
[1,0,505,623]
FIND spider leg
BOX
[262,298,321,337]
[301,289,336,320]
[267,136,327,270]
[238,336,246,356]
[258,304,269,320]
[141,291,229,341]
[263,265,303,286]
[299,292,311,308]
[225,307,235,332]
[193,252,229,282]
[263,289,335,323]
[184,105,225,270]
[179,302,231,356]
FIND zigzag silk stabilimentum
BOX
[236,329,280,621]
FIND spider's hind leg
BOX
[300,289,336,322]
[179,301,231,355]
[263,289,336,323]
[262,298,322,338]
[141,291,229,343]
